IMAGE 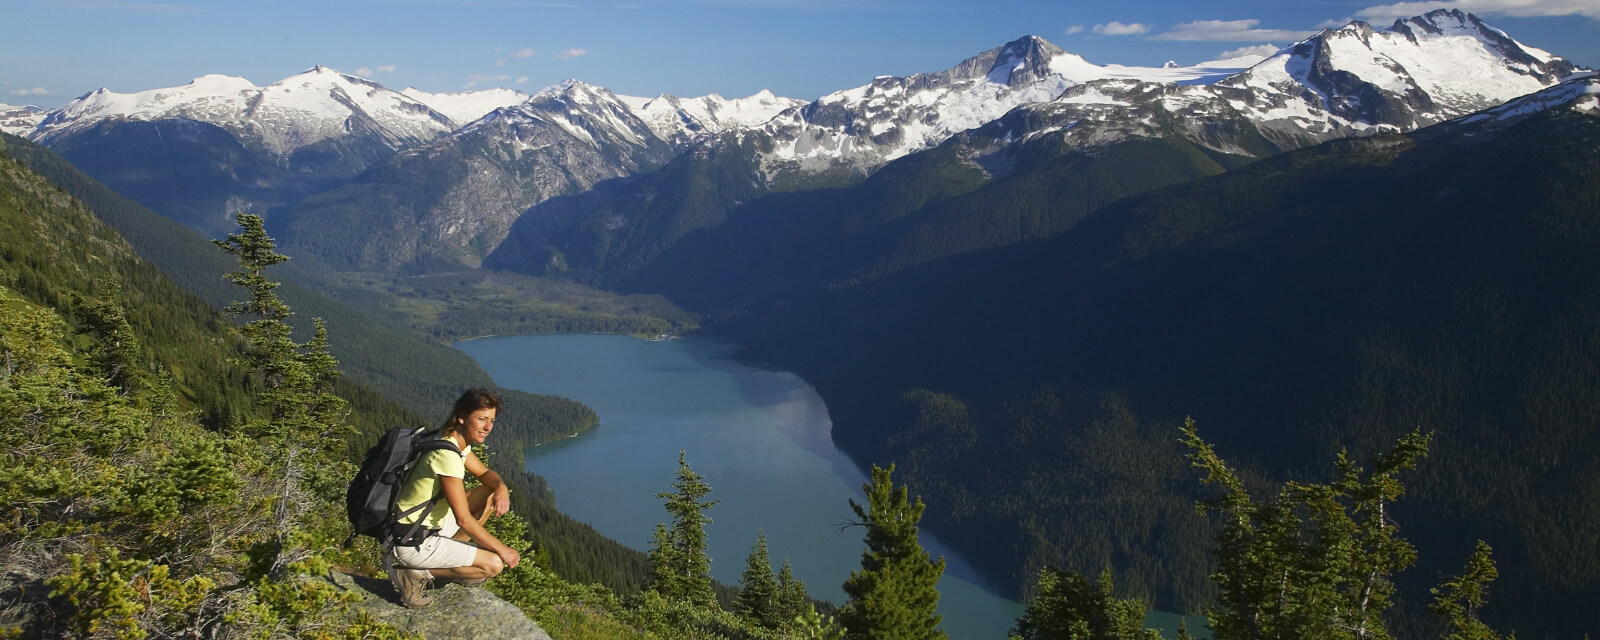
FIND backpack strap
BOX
[381,434,465,557]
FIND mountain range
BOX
[8,8,1600,637]
[10,10,1580,258]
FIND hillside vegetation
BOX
[0,132,656,594]
[719,106,1600,637]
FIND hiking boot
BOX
[391,568,434,609]
[441,576,487,588]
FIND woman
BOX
[389,388,522,608]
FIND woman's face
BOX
[458,407,498,446]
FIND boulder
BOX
[329,571,553,640]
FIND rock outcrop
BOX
[329,572,553,640]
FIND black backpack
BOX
[345,426,461,566]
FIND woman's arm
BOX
[440,474,520,569]
[464,450,512,516]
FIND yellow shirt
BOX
[394,439,466,528]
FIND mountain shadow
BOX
[718,98,1600,638]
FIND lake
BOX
[457,333,1204,639]
[457,333,1024,639]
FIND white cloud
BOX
[357,67,374,76]
[496,58,507,67]
[355,64,395,77]
[1217,44,1284,59]
[377,64,395,73]
[1093,21,1151,36]
[1355,0,1600,21]
[517,76,529,83]
[556,48,587,60]
[7,88,49,96]
[1065,24,1085,35]
[514,48,537,58]
[1151,19,1317,42]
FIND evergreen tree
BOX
[214,212,301,434]
[738,529,781,629]
[1430,541,1508,640]
[777,558,811,627]
[1181,418,1430,640]
[214,211,354,573]
[647,450,720,607]
[78,280,144,397]
[1011,567,1162,640]
[839,464,947,640]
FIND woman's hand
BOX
[497,545,521,569]
[491,486,511,517]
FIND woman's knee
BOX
[476,550,505,577]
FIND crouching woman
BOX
[390,388,522,608]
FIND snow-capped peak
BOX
[1450,73,1600,130]
[618,89,806,145]
[0,103,50,137]
[1218,10,1581,137]
[402,86,529,125]
[33,66,457,157]
[756,34,1269,172]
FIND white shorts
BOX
[392,511,476,569]
[393,534,479,570]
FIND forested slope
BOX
[1,131,654,594]
[621,135,1253,314]
[723,105,1600,638]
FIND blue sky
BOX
[3,0,1596,108]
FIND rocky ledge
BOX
[329,571,553,640]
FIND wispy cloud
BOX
[514,48,537,58]
[355,64,396,76]
[40,0,207,13]
[1355,0,1600,21]
[1064,25,1085,35]
[465,73,512,88]
[1093,21,1151,36]
[1151,19,1317,42]
[8,88,50,96]
[556,48,587,60]
[378,64,396,73]
[517,75,529,83]
[1217,44,1284,59]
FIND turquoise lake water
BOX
[456,333,1205,639]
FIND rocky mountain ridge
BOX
[13,10,1587,274]
[910,9,1582,179]
[484,9,1586,286]
[0,104,47,137]
[32,66,457,162]
[272,80,685,271]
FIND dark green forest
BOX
[711,106,1600,637]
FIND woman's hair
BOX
[442,387,503,434]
